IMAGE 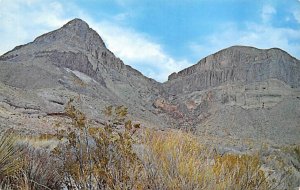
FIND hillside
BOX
[0,18,299,188]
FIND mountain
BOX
[162,45,300,147]
[0,18,299,149]
[0,18,164,134]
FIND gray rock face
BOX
[0,18,164,131]
[161,46,300,148]
[2,19,105,58]
[48,51,105,85]
[165,46,300,94]
[0,18,299,148]
[35,19,105,49]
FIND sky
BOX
[0,0,299,82]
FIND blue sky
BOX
[0,0,299,82]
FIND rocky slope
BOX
[0,18,299,147]
[166,46,299,92]
[160,46,300,148]
[0,19,165,134]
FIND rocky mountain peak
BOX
[1,18,107,60]
[63,18,90,30]
[33,18,106,49]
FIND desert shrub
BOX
[0,133,73,189]
[21,148,62,190]
[52,101,144,189]
[0,102,276,190]
[213,154,268,189]
[0,131,24,187]
[0,131,62,190]
[140,129,269,190]
[141,129,214,189]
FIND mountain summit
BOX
[35,18,106,51]
[166,45,300,95]
[1,18,106,60]
[0,18,299,148]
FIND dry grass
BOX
[140,129,269,190]
[0,131,23,181]
[141,129,212,189]
[18,134,59,150]
[0,103,277,189]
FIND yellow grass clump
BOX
[141,129,269,190]
[0,131,23,180]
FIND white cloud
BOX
[87,20,191,82]
[0,0,191,82]
[261,4,276,23]
[0,0,71,55]
[189,22,300,60]
[189,4,300,60]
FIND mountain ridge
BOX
[1,19,299,85]
[0,18,159,88]
[0,18,299,147]
[0,18,299,189]
[168,46,297,80]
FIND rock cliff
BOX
[165,46,300,94]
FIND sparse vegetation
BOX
[0,132,22,176]
[0,131,24,188]
[0,102,288,189]
[141,129,270,189]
